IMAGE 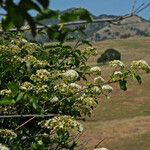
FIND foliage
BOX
[97,48,121,64]
[0,0,150,149]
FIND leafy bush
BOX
[97,48,121,64]
[0,1,150,149]
[0,35,150,149]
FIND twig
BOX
[0,114,57,119]
[15,116,35,130]
[133,3,145,14]
[131,0,137,14]
[94,137,107,148]
[135,2,150,14]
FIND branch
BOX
[0,114,57,119]
[15,116,35,130]
[0,14,134,33]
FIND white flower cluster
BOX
[112,71,123,81]
[31,69,50,82]
[0,129,17,139]
[50,96,59,103]
[35,85,49,93]
[73,96,97,115]
[94,76,105,84]
[91,86,101,94]
[54,82,81,94]
[23,55,49,68]
[54,83,68,93]
[20,82,34,91]
[131,60,150,73]
[62,70,79,81]
[84,46,97,56]
[11,39,39,54]
[102,84,113,93]
[90,66,101,75]
[0,89,11,96]
[69,83,82,91]
[0,143,9,150]
[109,60,124,68]
[13,55,22,62]
[23,42,39,54]
[83,97,97,107]
[0,44,20,54]
[40,115,83,132]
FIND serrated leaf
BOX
[119,80,128,91]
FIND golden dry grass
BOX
[79,37,150,150]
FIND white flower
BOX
[0,89,11,96]
[36,85,49,93]
[31,69,50,82]
[131,60,150,73]
[62,70,79,81]
[51,96,59,103]
[84,46,97,56]
[69,83,81,91]
[0,143,9,150]
[109,60,124,68]
[20,82,34,91]
[94,76,105,84]
[90,66,101,75]
[91,86,101,94]
[112,71,123,81]
[40,115,83,132]
[54,83,68,93]
[21,39,28,43]
[102,84,113,93]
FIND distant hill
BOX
[33,8,150,42]
[90,15,150,41]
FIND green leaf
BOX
[132,73,142,84]
[1,16,13,31]
[30,97,38,110]
[7,83,19,97]
[135,75,142,84]
[61,8,92,23]
[19,0,41,12]
[16,92,25,102]
[47,25,71,43]
[25,13,36,36]
[119,80,128,91]
[36,9,59,21]
[37,0,49,9]
[0,98,15,105]
[2,1,24,29]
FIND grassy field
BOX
[79,37,150,150]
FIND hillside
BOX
[91,15,150,41]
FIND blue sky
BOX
[51,0,150,19]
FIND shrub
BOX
[97,48,121,64]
